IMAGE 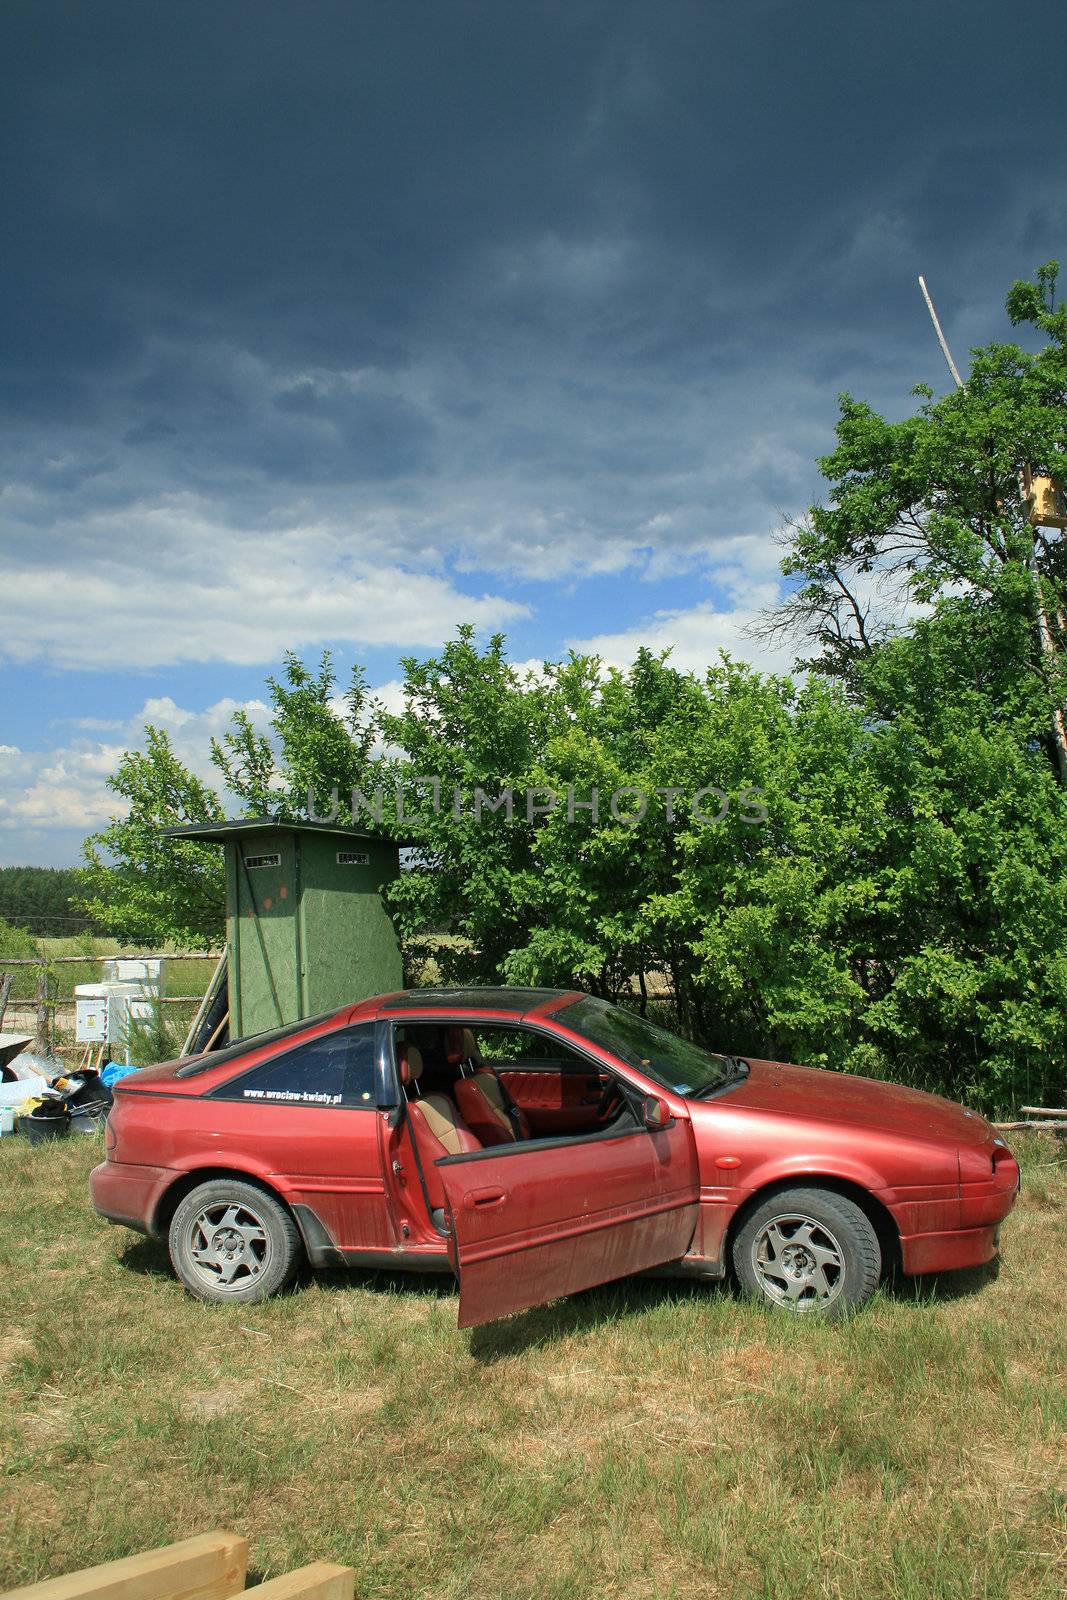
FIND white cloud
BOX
[364,679,408,721]
[571,598,799,678]
[0,504,531,672]
[0,695,278,865]
[569,531,800,677]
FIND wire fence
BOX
[0,950,223,1061]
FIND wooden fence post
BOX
[33,962,50,1056]
[0,971,12,1031]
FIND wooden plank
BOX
[1020,1105,1067,1118]
[2,1531,248,1600]
[247,1566,353,1600]
[202,1010,230,1052]
[181,948,229,1056]
[994,1119,1067,1132]
[0,954,223,968]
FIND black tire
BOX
[168,1179,301,1304]
[732,1186,882,1317]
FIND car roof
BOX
[373,986,578,1020]
[160,988,582,1085]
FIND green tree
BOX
[764,262,1067,779]
[75,653,386,948]
[74,624,1067,1110]
[756,263,1067,1104]
[375,628,548,983]
[211,651,384,820]
[0,866,105,937]
[77,727,226,946]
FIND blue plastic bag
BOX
[100,1061,140,1089]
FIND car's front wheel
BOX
[732,1187,882,1316]
[168,1179,301,1304]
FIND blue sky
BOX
[2,0,1065,865]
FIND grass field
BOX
[0,1136,1064,1600]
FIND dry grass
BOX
[0,1136,1065,1600]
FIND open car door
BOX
[436,1105,700,1328]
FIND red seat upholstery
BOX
[448,1026,531,1146]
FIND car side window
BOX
[211,1024,376,1108]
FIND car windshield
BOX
[554,996,735,1097]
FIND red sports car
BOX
[90,987,1019,1326]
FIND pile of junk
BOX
[0,1032,138,1144]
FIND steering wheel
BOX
[594,1077,624,1121]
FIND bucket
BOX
[70,1102,109,1135]
[17,1111,70,1145]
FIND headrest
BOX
[446,1026,482,1067]
[397,1042,423,1086]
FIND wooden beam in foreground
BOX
[2,1532,249,1600]
[246,1566,353,1600]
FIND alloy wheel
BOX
[751,1212,845,1310]
[186,1200,272,1293]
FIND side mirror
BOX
[642,1094,674,1131]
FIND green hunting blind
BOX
[164,818,404,1038]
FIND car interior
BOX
[392,1022,640,1231]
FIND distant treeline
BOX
[0,866,107,937]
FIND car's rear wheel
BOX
[168,1179,301,1304]
[732,1187,882,1316]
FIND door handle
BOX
[464,1187,507,1211]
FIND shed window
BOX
[244,853,281,869]
[337,850,370,865]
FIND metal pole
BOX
[918,275,964,389]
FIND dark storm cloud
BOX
[1,0,1065,658]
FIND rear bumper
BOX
[90,1160,177,1237]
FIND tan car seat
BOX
[398,1042,481,1221]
